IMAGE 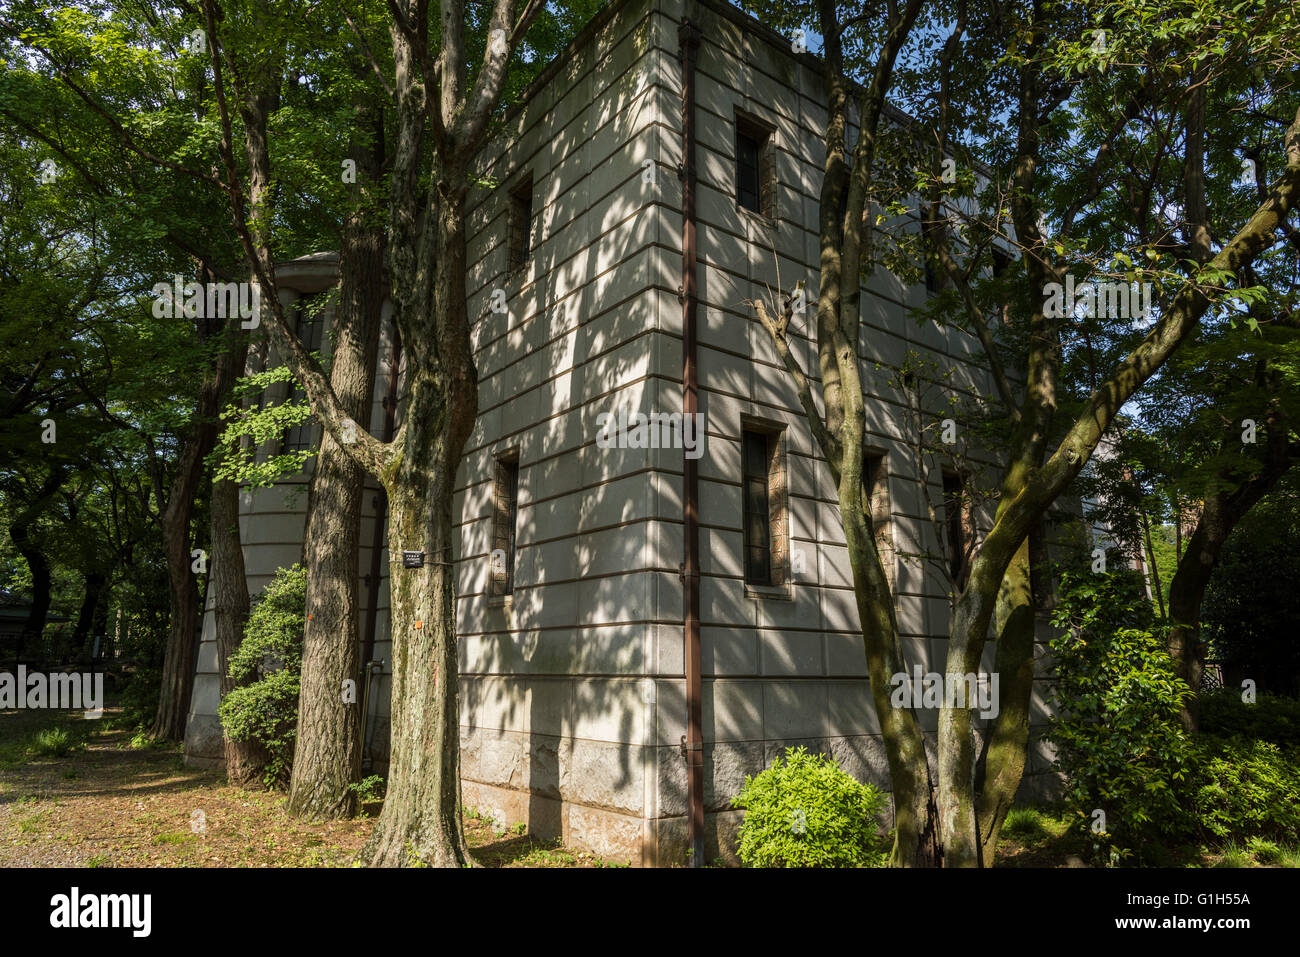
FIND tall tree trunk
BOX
[746,0,931,864]
[361,196,477,868]
[846,483,939,866]
[1166,506,1222,731]
[184,18,284,757]
[211,327,262,786]
[287,193,386,820]
[975,526,1045,864]
[151,354,224,740]
[9,467,68,665]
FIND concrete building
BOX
[184,0,1063,865]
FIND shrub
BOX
[31,726,82,757]
[1197,691,1300,749]
[348,774,386,804]
[1045,563,1196,865]
[1246,837,1283,865]
[1186,737,1300,844]
[731,746,888,868]
[1001,807,1050,843]
[218,564,305,789]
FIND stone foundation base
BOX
[460,778,645,866]
[182,713,225,769]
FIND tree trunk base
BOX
[360,811,470,868]
[225,737,271,790]
[287,780,357,821]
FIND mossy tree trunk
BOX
[287,120,386,821]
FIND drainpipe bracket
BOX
[680,735,702,762]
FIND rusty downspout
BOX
[678,15,705,869]
[360,323,401,769]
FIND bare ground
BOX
[0,706,623,868]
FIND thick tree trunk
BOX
[361,462,467,867]
[287,212,385,820]
[361,196,477,868]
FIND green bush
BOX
[1197,691,1300,749]
[1246,836,1284,865]
[31,726,83,757]
[348,774,386,804]
[1001,806,1050,843]
[1186,737,1300,844]
[731,746,888,868]
[1045,562,1197,865]
[217,564,305,789]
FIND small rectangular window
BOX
[492,455,520,596]
[282,294,324,455]
[742,428,788,587]
[924,260,940,295]
[735,116,775,218]
[742,431,772,585]
[942,470,970,588]
[508,174,533,272]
